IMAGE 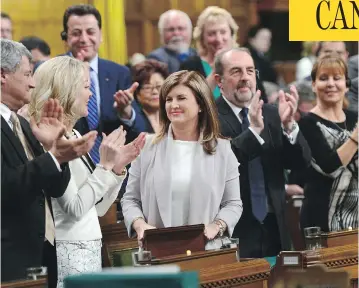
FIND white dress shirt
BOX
[171,140,196,226]
[222,95,299,144]
[52,129,126,241]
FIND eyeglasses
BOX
[141,84,162,93]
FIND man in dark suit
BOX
[147,9,197,74]
[245,25,277,84]
[61,4,147,163]
[1,39,96,287]
[214,48,311,258]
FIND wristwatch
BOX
[213,219,226,237]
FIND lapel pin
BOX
[105,78,109,82]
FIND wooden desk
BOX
[101,222,137,267]
[142,248,237,271]
[321,229,358,248]
[199,259,270,288]
[269,244,358,287]
[1,279,46,288]
[101,222,129,243]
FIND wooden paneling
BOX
[1,0,90,57]
[125,0,258,57]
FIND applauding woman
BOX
[29,56,145,287]
[121,71,242,249]
[300,54,358,233]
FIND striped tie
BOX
[87,68,101,163]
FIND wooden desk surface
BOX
[1,278,47,288]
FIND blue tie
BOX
[87,68,101,164]
[240,108,268,222]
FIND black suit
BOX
[1,115,70,287]
[217,97,311,257]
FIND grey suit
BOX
[121,127,243,247]
[147,47,197,74]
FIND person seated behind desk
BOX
[28,56,146,288]
[121,70,243,249]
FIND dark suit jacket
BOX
[180,55,269,103]
[216,96,311,253]
[247,45,278,84]
[70,56,147,143]
[1,115,70,282]
[147,46,197,74]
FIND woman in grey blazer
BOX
[121,70,243,249]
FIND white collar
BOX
[89,55,99,74]
[222,95,246,116]
[0,102,12,123]
[68,52,98,74]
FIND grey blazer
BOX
[147,47,197,74]
[121,127,243,240]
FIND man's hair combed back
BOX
[1,39,32,73]
[214,47,251,76]
[19,36,51,56]
[1,12,11,20]
[63,4,101,33]
[29,56,88,126]
[158,9,192,38]
[154,70,222,155]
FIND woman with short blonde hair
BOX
[29,56,145,288]
[180,6,239,99]
[121,70,243,250]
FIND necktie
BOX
[87,68,101,164]
[11,112,55,245]
[240,108,268,222]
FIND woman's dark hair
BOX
[131,59,169,99]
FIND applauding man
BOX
[1,39,95,287]
[61,4,147,163]
[215,48,311,258]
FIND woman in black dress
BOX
[299,54,358,232]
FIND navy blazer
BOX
[66,55,147,143]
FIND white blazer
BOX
[121,126,243,239]
[52,130,125,241]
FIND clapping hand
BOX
[112,132,146,175]
[50,131,98,164]
[30,99,66,151]
[113,82,139,119]
[278,85,299,132]
[98,126,128,171]
[249,90,264,135]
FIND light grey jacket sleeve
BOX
[120,153,145,238]
[215,142,243,236]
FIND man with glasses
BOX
[147,10,197,74]
[214,48,311,258]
